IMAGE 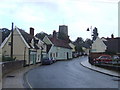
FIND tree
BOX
[73,37,84,53]
[92,27,98,41]
[75,45,84,53]
[84,38,93,47]
[0,28,10,42]
[74,37,84,46]
[35,32,48,40]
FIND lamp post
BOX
[86,26,93,64]
[11,22,14,59]
[87,26,93,39]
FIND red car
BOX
[94,55,112,63]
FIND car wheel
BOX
[50,62,52,65]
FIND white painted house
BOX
[118,1,120,37]
[91,37,107,53]
[43,31,72,60]
[1,27,45,65]
[0,47,2,62]
[91,36,120,55]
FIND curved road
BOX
[24,56,119,88]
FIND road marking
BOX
[25,74,33,90]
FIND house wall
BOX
[91,37,107,53]
[43,36,52,44]
[0,31,2,46]
[2,29,29,64]
[49,46,72,60]
[29,49,37,64]
[118,1,120,37]
[43,36,72,60]
[69,43,75,52]
[0,47,2,62]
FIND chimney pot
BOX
[30,27,34,36]
[53,30,57,38]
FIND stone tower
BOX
[59,25,68,36]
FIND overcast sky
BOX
[0,0,119,41]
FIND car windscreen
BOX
[99,56,111,59]
[42,57,49,60]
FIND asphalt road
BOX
[25,56,119,88]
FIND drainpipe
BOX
[28,48,30,66]
[23,47,26,66]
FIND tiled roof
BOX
[18,29,39,49]
[48,37,72,49]
[103,37,120,53]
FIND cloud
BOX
[14,6,46,23]
[0,0,118,41]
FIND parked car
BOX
[94,55,112,64]
[41,57,53,65]
[52,59,56,63]
[112,55,120,64]
[112,55,120,60]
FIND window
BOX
[56,52,58,57]
[53,53,55,57]
[38,55,40,61]
[50,53,52,57]
[8,42,11,46]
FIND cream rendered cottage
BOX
[1,27,44,65]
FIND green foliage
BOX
[0,28,10,42]
[92,27,99,41]
[35,32,48,40]
[84,38,93,48]
[2,56,16,62]
[75,45,84,53]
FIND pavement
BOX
[1,63,41,89]
[80,58,120,78]
[1,57,120,88]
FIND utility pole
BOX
[11,22,14,58]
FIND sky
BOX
[0,0,119,41]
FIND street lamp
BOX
[87,26,93,39]
[86,26,93,64]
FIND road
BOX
[24,56,119,88]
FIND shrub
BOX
[2,56,16,62]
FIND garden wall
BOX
[2,60,25,76]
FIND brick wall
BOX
[89,52,120,65]
[90,53,104,59]
[2,60,25,76]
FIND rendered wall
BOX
[118,1,120,37]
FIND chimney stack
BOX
[53,30,57,38]
[30,27,34,36]
[111,34,114,38]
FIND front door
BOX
[67,52,69,60]
[30,50,37,64]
